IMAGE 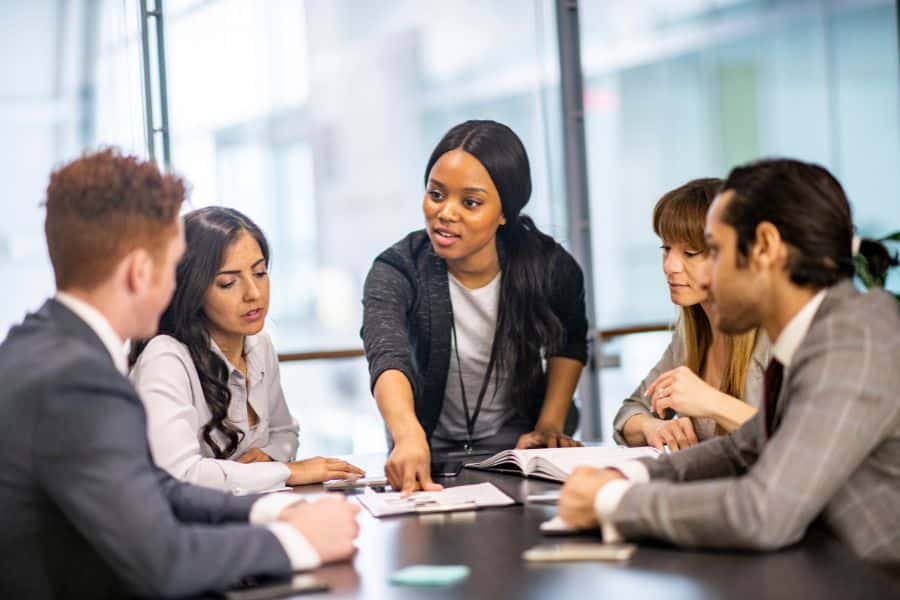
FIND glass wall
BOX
[162,0,567,454]
[579,0,900,440]
[0,0,146,336]
[3,1,897,448]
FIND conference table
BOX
[258,453,899,599]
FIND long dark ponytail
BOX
[425,120,565,414]
[130,207,270,458]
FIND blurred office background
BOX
[2,0,898,451]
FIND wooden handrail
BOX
[593,321,672,340]
[276,322,672,363]
[278,349,366,362]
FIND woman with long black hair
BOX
[362,120,589,493]
[130,207,363,493]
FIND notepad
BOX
[465,446,659,483]
[355,482,515,517]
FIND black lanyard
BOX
[450,320,499,452]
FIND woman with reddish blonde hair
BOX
[613,178,771,451]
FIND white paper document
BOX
[355,482,515,518]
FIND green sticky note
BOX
[389,565,470,586]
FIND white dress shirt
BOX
[54,294,318,570]
[592,290,828,541]
[130,332,299,494]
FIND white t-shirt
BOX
[432,272,516,442]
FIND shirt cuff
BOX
[615,460,650,483]
[227,462,292,496]
[266,522,321,571]
[250,492,305,525]
[593,478,634,544]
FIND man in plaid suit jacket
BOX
[560,158,899,564]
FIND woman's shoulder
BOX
[132,334,193,371]
[365,230,434,295]
[373,229,432,267]
[533,234,583,283]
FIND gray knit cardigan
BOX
[361,229,588,439]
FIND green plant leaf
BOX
[854,254,876,288]
[880,231,900,243]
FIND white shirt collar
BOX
[54,291,129,375]
[771,289,827,367]
[210,334,265,381]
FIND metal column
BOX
[139,0,172,169]
[555,0,602,440]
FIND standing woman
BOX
[613,178,770,451]
[362,120,589,493]
[131,207,363,494]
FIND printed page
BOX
[467,449,527,471]
[495,446,659,481]
[356,482,515,518]
[531,446,659,479]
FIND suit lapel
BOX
[773,281,858,430]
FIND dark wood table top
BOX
[272,453,899,599]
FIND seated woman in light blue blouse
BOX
[130,207,363,493]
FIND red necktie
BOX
[763,358,784,437]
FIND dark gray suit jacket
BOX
[611,281,900,564]
[0,300,292,598]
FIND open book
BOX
[465,446,659,483]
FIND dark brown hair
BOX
[130,207,270,458]
[44,148,185,290]
[722,159,854,288]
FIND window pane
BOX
[580,0,899,435]
[0,0,146,334]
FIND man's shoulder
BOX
[802,283,900,364]
[1,317,108,373]
[818,283,899,338]
[0,319,130,409]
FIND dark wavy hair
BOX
[721,158,897,287]
[425,120,565,415]
[130,207,270,458]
